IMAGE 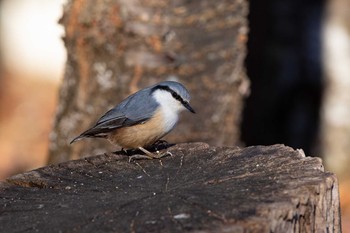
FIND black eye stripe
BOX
[172,92,181,100]
[152,85,186,105]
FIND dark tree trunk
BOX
[48,0,249,164]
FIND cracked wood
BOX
[0,143,341,232]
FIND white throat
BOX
[152,89,184,133]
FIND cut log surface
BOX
[0,143,341,232]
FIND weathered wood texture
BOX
[0,144,341,232]
[48,0,249,164]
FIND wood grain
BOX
[0,143,341,232]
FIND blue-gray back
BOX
[95,86,159,128]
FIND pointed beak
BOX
[183,102,195,113]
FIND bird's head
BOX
[151,81,195,114]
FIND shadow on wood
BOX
[0,143,341,232]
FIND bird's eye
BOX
[172,92,179,100]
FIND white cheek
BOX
[153,90,183,132]
[153,90,183,112]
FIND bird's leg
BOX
[139,147,172,159]
[129,147,154,162]
[128,147,171,161]
[128,154,152,162]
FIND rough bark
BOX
[48,0,249,164]
[1,144,341,232]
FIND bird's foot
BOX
[128,147,172,162]
[128,154,153,162]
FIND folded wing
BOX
[70,88,159,144]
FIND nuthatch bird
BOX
[70,81,195,159]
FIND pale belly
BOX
[107,109,176,148]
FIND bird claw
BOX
[128,149,172,162]
[153,150,172,159]
[128,154,153,162]
[158,151,172,157]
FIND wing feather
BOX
[70,87,159,144]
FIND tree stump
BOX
[0,143,341,232]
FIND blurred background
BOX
[0,0,348,231]
[0,0,66,177]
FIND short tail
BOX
[70,133,107,145]
[70,135,85,144]
[70,124,111,145]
